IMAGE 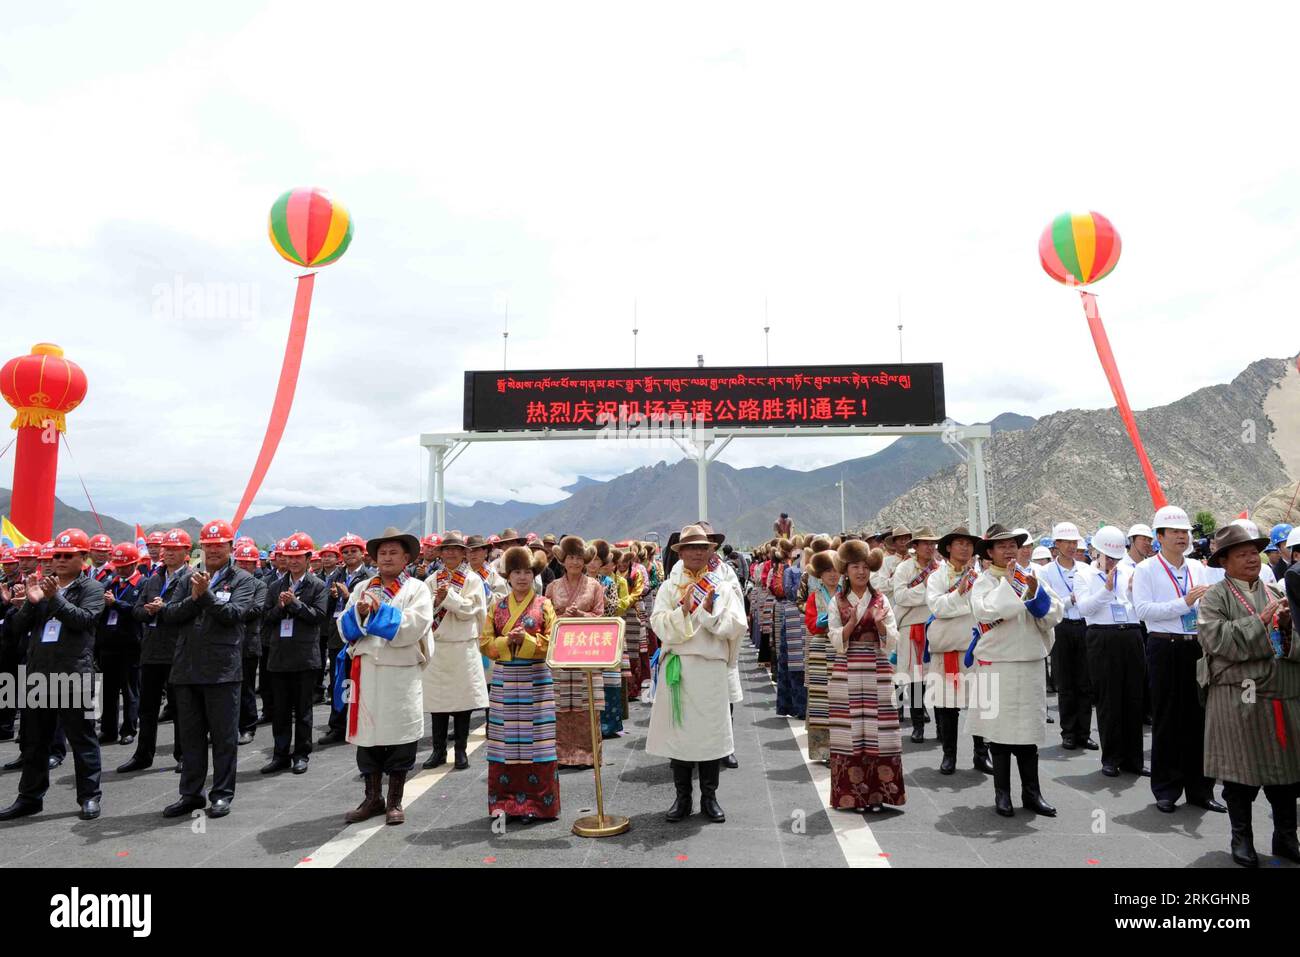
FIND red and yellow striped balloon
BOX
[268,187,353,268]
[1039,211,1120,287]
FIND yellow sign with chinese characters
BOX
[546,617,626,669]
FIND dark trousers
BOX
[133,662,181,765]
[1051,618,1092,743]
[1085,624,1145,770]
[174,682,239,802]
[17,709,66,761]
[1222,780,1299,826]
[18,706,101,804]
[1146,634,1213,803]
[239,657,260,734]
[356,741,416,775]
[0,644,19,735]
[270,670,315,759]
[99,649,141,739]
[257,647,272,718]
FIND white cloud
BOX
[2,0,1298,526]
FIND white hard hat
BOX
[1230,517,1261,539]
[1051,521,1081,542]
[1011,528,1031,543]
[1126,524,1154,541]
[1152,505,1192,532]
[1286,528,1300,550]
[1092,525,1127,560]
[1031,546,1051,562]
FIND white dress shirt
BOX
[1040,559,1083,620]
[1075,560,1136,625]
[1132,554,1204,635]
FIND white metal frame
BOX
[419,423,992,537]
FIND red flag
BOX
[1236,510,1249,520]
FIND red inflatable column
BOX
[1,343,88,542]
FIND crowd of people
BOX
[0,505,1296,868]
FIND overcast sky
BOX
[3,1,1298,524]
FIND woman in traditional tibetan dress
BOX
[826,540,905,812]
[803,550,838,763]
[544,536,606,767]
[479,546,560,820]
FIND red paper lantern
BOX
[1,343,88,432]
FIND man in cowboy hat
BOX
[420,531,488,770]
[1198,523,1298,866]
[261,532,329,776]
[0,529,105,821]
[647,524,747,823]
[892,526,942,743]
[339,527,433,826]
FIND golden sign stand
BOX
[548,616,631,838]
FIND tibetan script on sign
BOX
[463,363,944,432]
[546,617,626,669]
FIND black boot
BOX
[665,759,693,822]
[909,707,925,743]
[1269,787,1300,863]
[937,709,957,775]
[698,759,725,822]
[1224,786,1258,867]
[972,735,994,774]
[992,748,1014,817]
[452,711,470,770]
[1016,747,1056,816]
[423,714,448,769]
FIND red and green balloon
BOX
[268,187,353,268]
[1038,211,1121,287]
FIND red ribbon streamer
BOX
[1274,699,1287,751]
[1080,291,1167,509]
[348,652,362,738]
[231,272,316,529]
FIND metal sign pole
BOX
[572,669,630,838]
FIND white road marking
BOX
[297,727,487,868]
[785,716,891,868]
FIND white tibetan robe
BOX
[421,565,490,714]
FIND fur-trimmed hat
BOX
[834,540,884,574]
[810,551,837,577]
[553,535,586,563]
[590,538,612,564]
[531,549,548,574]
[501,545,533,577]
[809,535,832,554]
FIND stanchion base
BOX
[572,814,630,838]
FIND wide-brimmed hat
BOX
[937,524,979,559]
[367,527,421,561]
[1206,524,1270,568]
[496,528,525,546]
[909,526,940,544]
[464,534,488,550]
[889,525,912,541]
[670,524,718,552]
[693,520,726,546]
[975,523,1029,558]
[439,531,467,549]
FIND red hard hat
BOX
[234,536,256,548]
[110,543,140,568]
[0,548,16,564]
[318,541,341,558]
[281,532,314,556]
[420,534,439,548]
[488,534,501,545]
[40,542,55,559]
[146,531,166,546]
[89,533,114,552]
[233,543,260,564]
[199,520,236,544]
[14,543,40,559]
[337,533,366,553]
[51,528,91,553]
[162,528,192,550]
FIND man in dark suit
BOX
[162,520,257,819]
[97,543,146,746]
[318,533,373,746]
[0,528,105,821]
[262,532,329,774]
[233,544,267,745]
[118,528,192,774]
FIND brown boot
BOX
[344,772,385,824]
[385,771,407,825]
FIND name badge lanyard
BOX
[1053,561,1079,617]
[1156,554,1189,597]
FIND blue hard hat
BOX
[258,550,268,559]
[1269,523,1293,546]
[1038,537,1053,548]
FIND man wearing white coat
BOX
[648,524,747,824]
[969,524,1065,818]
[338,528,434,827]
[421,532,489,772]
